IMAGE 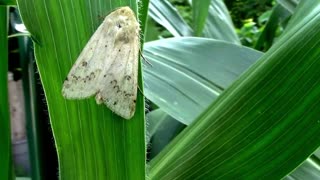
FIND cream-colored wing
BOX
[62,7,140,119]
[62,7,138,101]
[95,7,140,119]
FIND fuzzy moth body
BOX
[62,6,140,120]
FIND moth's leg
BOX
[139,49,152,67]
[137,85,146,97]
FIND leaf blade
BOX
[17,1,146,179]
[149,1,320,179]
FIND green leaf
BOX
[16,0,146,179]
[18,37,43,179]
[149,0,193,36]
[202,0,240,44]
[149,0,240,44]
[144,18,161,42]
[147,109,185,159]
[277,0,299,13]
[143,37,262,125]
[254,4,291,51]
[280,0,315,38]
[138,0,150,41]
[192,0,210,36]
[147,109,168,138]
[0,0,16,5]
[0,6,11,180]
[149,1,320,179]
[285,151,320,179]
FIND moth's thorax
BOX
[104,8,140,44]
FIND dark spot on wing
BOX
[117,23,122,28]
[113,101,118,105]
[113,85,119,91]
[118,49,121,52]
[105,45,108,48]
[87,72,95,81]
[72,75,79,80]
[125,75,131,81]
[82,61,87,67]
[110,80,117,84]
[115,33,130,43]
[104,74,107,78]
[133,99,136,103]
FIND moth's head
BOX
[113,6,136,21]
[112,6,140,33]
[118,6,135,16]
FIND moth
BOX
[62,6,140,120]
